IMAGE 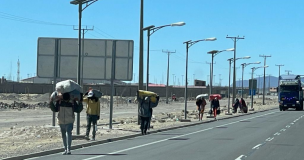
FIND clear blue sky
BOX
[1,0,303,86]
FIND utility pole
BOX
[17,59,20,82]
[138,0,144,125]
[256,74,262,98]
[219,74,222,87]
[259,54,271,105]
[163,50,176,104]
[172,74,175,86]
[267,74,271,95]
[275,64,284,87]
[285,70,292,75]
[73,25,94,87]
[226,35,245,105]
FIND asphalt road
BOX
[27,109,304,160]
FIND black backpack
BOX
[49,101,59,112]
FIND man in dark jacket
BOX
[211,97,220,120]
[138,97,153,135]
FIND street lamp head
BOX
[70,0,93,5]
[171,22,186,26]
[207,50,219,54]
[255,61,261,64]
[183,40,192,44]
[242,56,251,59]
[225,48,235,51]
[204,37,217,41]
[143,25,155,31]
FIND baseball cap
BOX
[87,91,94,97]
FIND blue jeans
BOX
[59,123,73,151]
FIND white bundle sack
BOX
[56,79,82,93]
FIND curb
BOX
[3,107,277,160]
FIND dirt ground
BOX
[0,93,278,159]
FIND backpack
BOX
[73,101,83,113]
[49,101,59,112]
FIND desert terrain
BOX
[0,93,278,159]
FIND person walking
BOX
[54,92,82,155]
[138,96,155,135]
[240,98,248,113]
[211,97,220,120]
[233,98,240,113]
[83,90,100,141]
[196,97,207,121]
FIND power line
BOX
[0,11,74,26]
[95,27,115,38]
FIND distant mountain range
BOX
[234,76,278,88]
[233,75,304,88]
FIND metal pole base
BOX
[249,108,254,111]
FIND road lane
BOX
[27,110,304,160]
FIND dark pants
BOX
[86,114,98,138]
[140,116,150,134]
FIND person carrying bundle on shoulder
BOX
[50,92,82,155]
[196,97,207,121]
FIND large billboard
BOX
[37,38,134,81]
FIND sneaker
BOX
[90,138,96,141]
[67,150,71,155]
[84,135,90,140]
[62,150,67,155]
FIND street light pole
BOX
[207,48,234,95]
[70,0,98,135]
[227,58,233,114]
[143,22,185,91]
[250,66,268,110]
[146,29,151,90]
[163,50,176,104]
[226,36,245,105]
[183,37,216,119]
[250,67,255,110]
[184,41,190,119]
[241,61,261,98]
[206,62,212,96]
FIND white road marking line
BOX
[286,125,290,128]
[266,137,274,142]
[252,144,262,149]
[290,123,294,125]
[274,132,280,136]
[235,155,247,160]
[280,129,286,132]
[83,111,279,160]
